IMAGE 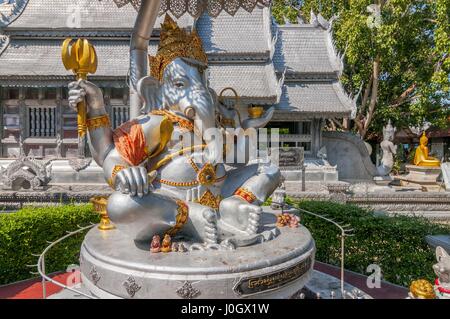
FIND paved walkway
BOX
[314,261,408,299]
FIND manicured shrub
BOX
[0,204,99,285]
[295,200,450,287]
[1,200,448,288]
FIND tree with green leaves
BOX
[272,0,450,140]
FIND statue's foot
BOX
[203,208,219,244]
[178,203,219,245]
[218,195,262,236]
[219,228,280,250]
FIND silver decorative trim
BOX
[0,156,52,190]
[123,276,141,298]
[89,266,101,286]
[110,0,270,17]
[0,35,10,56]
[0,0,29,27]
[176,281,201,299]
[68,158,92,172]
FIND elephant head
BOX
[137,57,220,163]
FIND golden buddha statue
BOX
[413,132,441,167]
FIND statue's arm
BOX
[68,80,113,167]
[390,143,397,155]
[102,147,150,197]
[68,80,153,197]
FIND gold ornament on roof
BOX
[149,14,208,81]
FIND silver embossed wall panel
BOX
[111,0,271,17]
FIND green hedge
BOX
[0,204,99,285]
[295,200,450,287]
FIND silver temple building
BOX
[0,0,355,187]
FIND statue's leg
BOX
[107,191,181,243]
[177,202,218,245]
[107,191,218,245]
[219,163,282,235]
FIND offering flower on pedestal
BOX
[276,213,300,228]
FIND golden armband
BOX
[87,115,111,131]
[234,188,257,203]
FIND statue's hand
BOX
[115,166,150,198]
[242,107,275,130]
[68,79,104,112]
[219,195,262,235]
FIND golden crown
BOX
[149,14,208,81]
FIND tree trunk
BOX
[360,55,380,138]
[355,73,373,136]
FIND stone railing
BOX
[110,105,130,129]
[28,106,57,138]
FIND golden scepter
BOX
[61,38,98,158]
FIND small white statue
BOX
[433,246,450,299]
[377,120,397,176]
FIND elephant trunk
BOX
[192,91,221,165]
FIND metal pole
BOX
[341,232,345,298]
[129,0,162,119]
[37,224,97,299]
[41,255,47,299]
[302,164,306,192]
[293,206,351,299]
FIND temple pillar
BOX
[18,87,26,157]
[311,118,324,158]
[0,87,3,157]
[56,87,63,158]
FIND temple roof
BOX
[0,1,354,118]
[0,38,278,101]
[208,63,279,103]
[196,7,271,58]
[0,0,193,30]
[273,82,356,118]
[110,0,271,18]
[0,39,134,77]
[273,24,343,78]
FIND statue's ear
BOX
[436,246,449,261]
[137,76,163,113]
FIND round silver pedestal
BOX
[80,209,315,299]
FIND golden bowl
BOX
[90,196,108,213]
[248,106,264,119]
[409,279,436,299]
[90,196,115,231]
